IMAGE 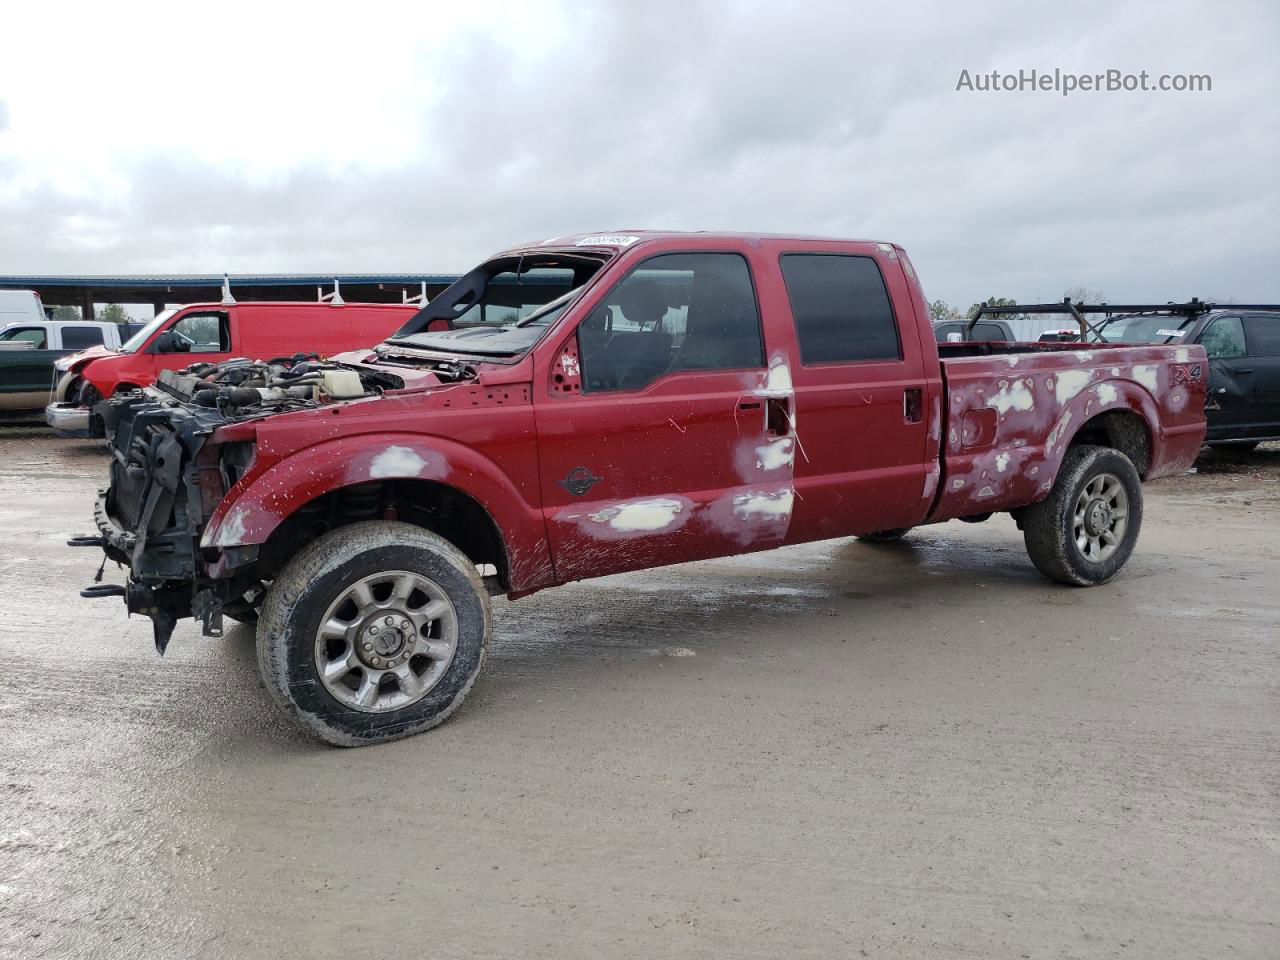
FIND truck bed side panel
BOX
[927,344,1207,523]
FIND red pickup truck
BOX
[88,232,1207,745]
[45,299,416,437]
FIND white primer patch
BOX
[733,489,794,519]
[214,505,250,547]
[1132,364,1159,393]
[989,378,1034,414]
[1055,368,1093,405]
[1095,383,1118,405]
[995,452,1010,473]
[951,477,965,490]
[762,355,792,394]
[755,438,795,471]
[1074,351,1093,363]
[589,497,685,532]
[370,445,428,478]
[1174,347,1190,363]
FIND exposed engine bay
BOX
[152,354,408,416]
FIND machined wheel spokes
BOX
[314,570,458,713]
[1072,473,1129,564]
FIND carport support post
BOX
[153,302,165,317]
[80,290,95,320]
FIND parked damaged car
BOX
[82,232,1208,745]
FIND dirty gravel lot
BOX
[0,424,1275,960]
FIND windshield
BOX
[1096,314,1197,344]
[392,253,606,340]
[119,309,178,353]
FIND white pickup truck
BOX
[0,300,145,412]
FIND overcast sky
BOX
[1,0,1276,309]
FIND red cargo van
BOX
[46,300,417,436]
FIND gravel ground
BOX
[0,426,1276,959]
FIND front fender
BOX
[201,433,555,594]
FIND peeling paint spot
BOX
[589,497,686,532]
[1055,369,1093,405]
[995,452,1009,473]
[976,485,994,498]
[988,378,1034,414]
[1132,364,1159,393]
[951,478,965,490]
[1095,383,1118,405]
[1074,351,1093,363]
[755,437,795,471]
[1005,355,1021,367]
[1174,347,1190,363]
[733,489,794,520]
[214,505,250,547]
[370,445,427,478]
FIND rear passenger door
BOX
[774,249,931,540]
[1242,315,1280,436]
[1198,315,1252,439]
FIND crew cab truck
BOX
[46,300,417,436]
[0,317,143,412]
[88,232,1207,746]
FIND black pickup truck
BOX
[971,300,1280,449]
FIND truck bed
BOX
[925,341,1207,523]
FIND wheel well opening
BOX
[1068,410,1152,477]
[257,479,507,587]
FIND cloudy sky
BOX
[1,0,1276,309]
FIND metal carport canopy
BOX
[0,273,462,317]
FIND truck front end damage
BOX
[89,356,403,652]
[94,388,247,652]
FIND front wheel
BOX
[1022,444,1143,586]
[256,521,491,746]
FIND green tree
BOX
[50,305,81,321]
[98,304,131,324]
[928,299,960,324]
[966,296,1020,320]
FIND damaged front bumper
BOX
[45,401,93,437]
[85,391,240,653]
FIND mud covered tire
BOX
[256,520,491,746]
[856,528,910,543]
[1022,444,1143,586]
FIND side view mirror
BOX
[153,330,189,353]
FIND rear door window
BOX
[61,325,105,349]
[1244,316,1280,356]
[779,254,901,364]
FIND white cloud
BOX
[1,0,1276,307]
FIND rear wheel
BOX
[256,520,490,746]
[1022,444,1143,586]
[856,528,910,543]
